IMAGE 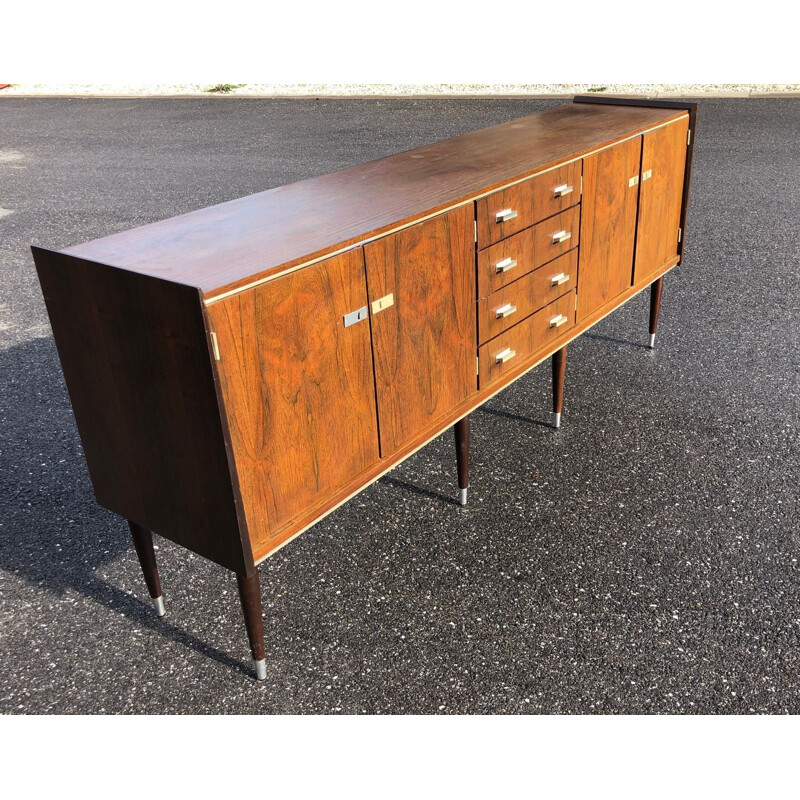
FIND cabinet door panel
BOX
[207,249,380,549]
[633,117,689,283]
[576,137,641,322]
[364,205,476,456]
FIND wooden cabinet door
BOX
[207,249,380,550]
[576,136,642,322]
[633,117,689,283]
[364,205,476,456]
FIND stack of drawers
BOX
[475,160,582,387]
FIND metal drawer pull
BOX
[496,347,517,364]
[495,257,517,273]
[642,169,653,181]
[549,314,569,329]
[496,303,517,319]
[552,230,572,244]
[551,273,570,286]
[553,184,573,197]
[496,208,518,223]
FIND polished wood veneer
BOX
[60,103,688,300]
[364,205,476,457]
[477,250,578,343]
[32,97,697,679]
[576,136,642,323]
[479,290,577,386]
[477,206,581,299]
[476,159,582,248]
[207,248,380,551]
[634,116,690,284]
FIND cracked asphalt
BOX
[1,97,798,713]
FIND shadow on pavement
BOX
[0,336,250,675]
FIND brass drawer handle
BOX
[551,272,570,286]
[553,184,573,198]
[549,314,568,329]
[496,347,517,364]
[496,303,517,319]
[495,257,517,273]
[552,230,572,245]
[496,208,518,223]
[371,293,394,314]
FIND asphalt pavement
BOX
[1,97,798,713]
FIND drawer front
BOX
[477,205,581,298]
[478,290,575,387]
[477,249,577,344]
[476,160,581,248]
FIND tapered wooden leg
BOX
[454,415,470,506]
[649,277,664,349]
[236,570,267,680]
[128,521,166,617]
[552,345,567,429]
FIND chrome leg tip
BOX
[553,412,561,429]
[648,333,656,349]
[255,658,267,681]
[458,488,468,506]
[152,595,166,617]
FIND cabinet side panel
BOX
[206,248,381,552]
[32,248,250,574]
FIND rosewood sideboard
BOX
[33,96,697,680]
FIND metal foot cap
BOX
[152,595,166,617]
[553,411,561,429]
[648,333,656,349]
[255,658,267,681]
[458,487,468,506]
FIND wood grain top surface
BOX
[62,101,686,299]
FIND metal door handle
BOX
[343,306,368,327]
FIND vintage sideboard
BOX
[33,96,697,680]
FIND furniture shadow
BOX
[584,332,651,350]
[378,475,461,507]
[477,405,556,429]
[0,336,250,675]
